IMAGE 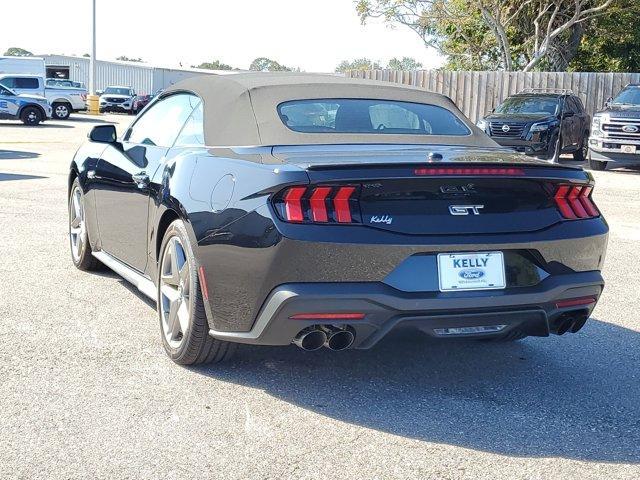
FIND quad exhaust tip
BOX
[324,326,355,351]
[293,328,327,351]
[293,325,356,351]
[553,310,590,335]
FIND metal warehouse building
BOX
[39,55,219,94]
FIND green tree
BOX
[3,47,33,56]
[357,0,620,71]
[387,57,424,70]
[192,59,235,70]
[116,55,143,63]
[571,0,640,71]
[249,57,294,71]
[335,58,382,73]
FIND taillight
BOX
[275,185,360,224]
[554,184,599,220]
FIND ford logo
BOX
[622,125,639,133]
[459,269,485,280]
[501,124,511,132]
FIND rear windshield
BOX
[277,99,471,135]
[495,96,559,115]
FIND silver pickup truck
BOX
[588,83,640,170]
[0,74,87,120]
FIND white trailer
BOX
[0,57,46,77]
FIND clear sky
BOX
[1,0,443,72]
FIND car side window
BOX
[566,97,579,114]
[1,78,15,88]
[174,101,204,146]
[126,93,198,147]
[15,78,39,89]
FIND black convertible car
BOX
[68,73,608,365]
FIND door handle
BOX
[132,172,149,188]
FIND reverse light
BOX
[554,184,599,220]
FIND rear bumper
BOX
[588,145,640,164]
[208,270,604,347]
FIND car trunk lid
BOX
[271,145,592,235]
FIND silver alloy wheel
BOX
[160,237,191,349]
[27,111,37,123]
[55,104,69,118]
[69,185,86,262]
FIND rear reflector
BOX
[289,312,365,320]
[554,184,599,220]
[414,167,525,176]
[555,296,597,308]
[197,266,209,301]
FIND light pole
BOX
[87,0,99,114]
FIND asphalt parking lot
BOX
[1,114,639,479]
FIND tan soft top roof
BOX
[165,72,496,147]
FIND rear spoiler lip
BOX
[303,161,583,172]
[302,162,593,185]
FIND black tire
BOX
[20,106,43,126]
[546,132,561,162]
[588,152,607,171]
[68,178,101,271]
[158,219,237,365]
[573,137,588,162]
[52,102,72,120]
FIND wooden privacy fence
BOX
[345,70,640,123]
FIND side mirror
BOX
[96,90,104,96]
[89,125,117,144]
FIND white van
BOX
[0,57,46,77]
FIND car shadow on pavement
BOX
[0,172,46,181]
[67,116,116,124]
[0,123,74,129]
[193,318,640,464]
[0,149,41,160]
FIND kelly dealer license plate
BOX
[438,252,506,292]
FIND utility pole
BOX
[88,0,99,114]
